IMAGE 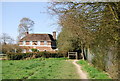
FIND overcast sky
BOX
[1,2,59,43]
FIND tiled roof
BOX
[20,34,54,41]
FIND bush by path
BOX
[77,60,111,79]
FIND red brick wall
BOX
[19,41,53,52]
[19,41,55,52]
[20,46,54,52]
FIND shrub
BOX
[6,52,65,60]
[2,44,22,54]
[31,49,39,52]
[6,52,34,60]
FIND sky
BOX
[1,2,59,43]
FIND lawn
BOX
[2,58,79,79]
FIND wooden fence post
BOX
[76,52,78,60]
[68,52,69,58]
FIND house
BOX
[18,32,56,53]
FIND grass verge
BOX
[77,60,111,79]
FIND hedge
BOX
[6,52,65,60]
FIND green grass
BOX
[2,58,79,79]
[77,60,111,79]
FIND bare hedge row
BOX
[6,52,66,60]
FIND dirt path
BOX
[72,60,88,79]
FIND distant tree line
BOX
[48,2,119,78]
[0,33,22,54]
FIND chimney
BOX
[53,31,56,40]
[25,32,29,35]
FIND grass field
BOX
[77,60,111,79]
[2,58,79,79]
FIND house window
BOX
[26,41,29,45]
[23,41,26,45]
[40,41,44,45]
[30,41,32,45]
[48,41,51,45]
[19,41,23,45]
[44,41,47,45]
[37,41,40,45]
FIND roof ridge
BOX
[20,33,54,41]
[29,33,49,35]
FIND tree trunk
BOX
[82,45,87,60]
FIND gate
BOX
[68,52,78,59]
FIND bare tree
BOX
[18,17,34,41]
[1,33,14,44]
